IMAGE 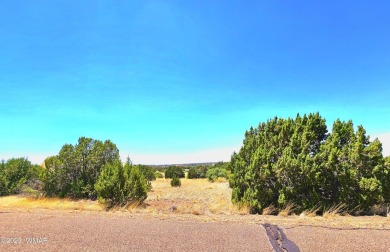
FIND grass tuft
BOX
[278,202,296,217]
[323,203,348,218]
[300,204,322,217]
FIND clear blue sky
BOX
[1,1,390,164]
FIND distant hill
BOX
[149,162,217,169]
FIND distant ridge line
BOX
[148,162,218,167]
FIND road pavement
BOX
[1,211,389,252]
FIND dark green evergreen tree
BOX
[187,167,199,179]
[164,166,185,178]
[231,113,388,213]
[95,157,148,206]
[42,137,120,199]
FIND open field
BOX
[0,178,240,214]
[145,178,246,215]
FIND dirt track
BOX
[1,210,390,252]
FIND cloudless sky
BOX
[1,1,390,164]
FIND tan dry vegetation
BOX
[0,195,104,211]
[299,204,322,218]
[0,179,246,215]
[323,203,349,219]
[143,178,248,215]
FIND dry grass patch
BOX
[300,204,322,218]
[0,195,104,211]
[323,203,348,218]
[146,178,242,215]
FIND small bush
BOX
[206,168,227,182]
[171,176,181,187]
[155,171,164,178]
[0,158,41,196]
[136,165,156,181]
[187,167,198,179]
[187,166,208,179]
[20,185,41,198]
[95,160,148,206]
[124,166,148,202]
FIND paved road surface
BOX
[286,225,390,252]
[1,211,389,251]
[0,211,270,252]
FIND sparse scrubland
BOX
[1,113,390,223]
[1,179,389,230]
[0,178,239,214]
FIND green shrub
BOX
[206,167,227,182]
[213,161,231,171]
[42,137,120,199]
[41,156,64,197]
[228,173,235,188]
[165,166,185,178]
[230,113,389,214]
[383,157,390,203]
[136,165,156,181]
[95,159,148,206]
[124,165,148,202]
[20,185,41,198]
[94,161,121,204]
[155,171,164,178]
[171,176,181,187]
[0,158,41,196]
[187,166,208,179]
[0,174,7,196]
[187,167,198,179]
